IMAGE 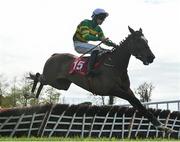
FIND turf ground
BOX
[0,137,180,142]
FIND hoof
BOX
[156,124,176,134]
[24,93,36,99]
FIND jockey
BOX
[73,8,116,76]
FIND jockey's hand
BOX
[100,37,109,43]
[105,39,118,48]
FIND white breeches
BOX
[73,41,101,54]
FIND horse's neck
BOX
[112,45,131,70]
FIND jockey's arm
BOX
[82,32,100,41]
[101,37,118,48]
[80,21,102,41]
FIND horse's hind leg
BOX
[31,73,40,94]
[35,83,43,99]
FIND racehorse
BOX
[25,26,172,132]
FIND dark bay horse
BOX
[25,26,172,132]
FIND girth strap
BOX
[87,77,96,96]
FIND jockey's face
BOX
[96,17,105,25]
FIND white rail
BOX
[120,100,180,111]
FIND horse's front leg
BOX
[111,88,162,127]
[126,89,162,127]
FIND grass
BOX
[0,137,180,142]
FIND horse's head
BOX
[127,26,155,65]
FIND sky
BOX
[0,0,180,104]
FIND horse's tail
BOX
[28,72,46,85]
[27,72,40,82]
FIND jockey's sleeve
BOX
[82,29,105,41]
[82,33,100,41]
[79,20,105,41]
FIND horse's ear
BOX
[139,28,142,33]
[128,26,135,34]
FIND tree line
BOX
[0,73,60,108]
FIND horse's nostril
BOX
[152,54,155,59]
[148,56,154,63]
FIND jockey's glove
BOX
[104,40,118,48]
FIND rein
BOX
[79,38,109,58]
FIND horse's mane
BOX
[111,35,131,53]
[113,30,143,52]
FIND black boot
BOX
[87,50,99,77]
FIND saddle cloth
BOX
[69,57,88,75]
[69,56,101,76]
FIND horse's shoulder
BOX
[98,51,111,60]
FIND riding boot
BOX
[87,50,99,77]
